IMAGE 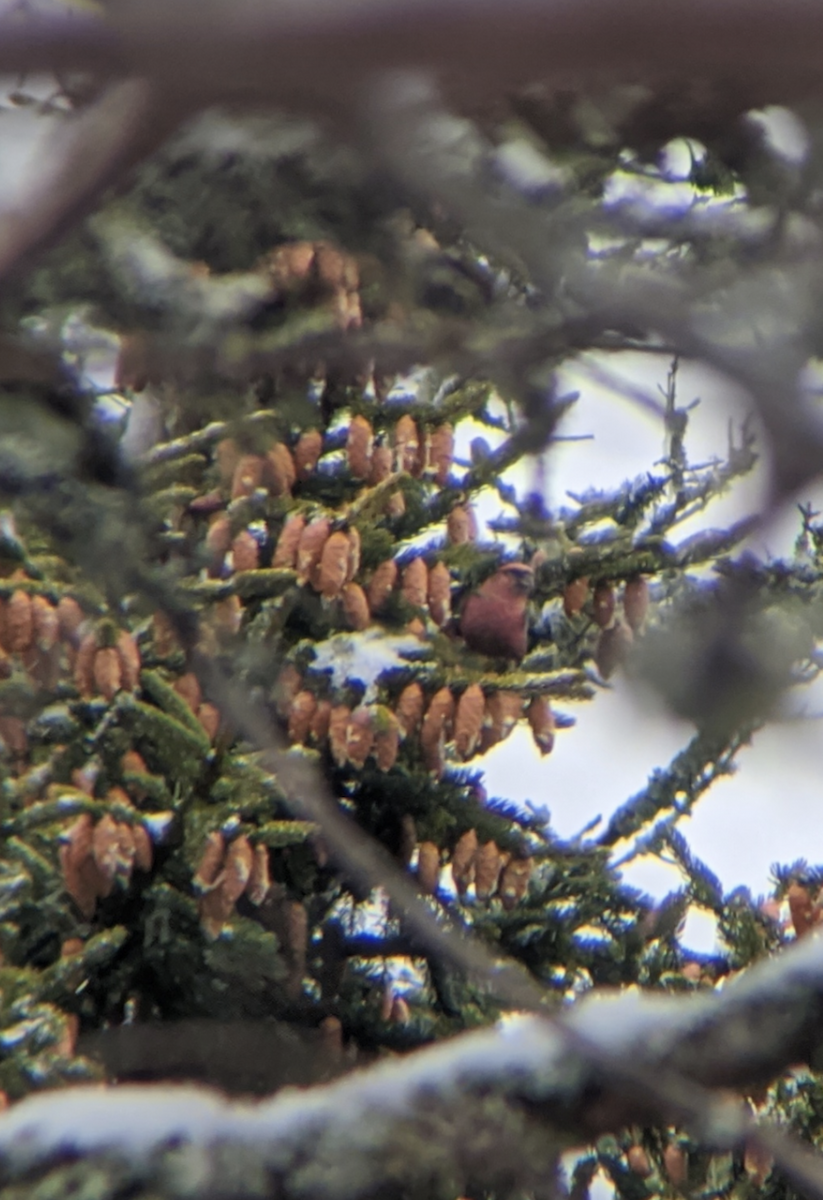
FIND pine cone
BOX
[744,1139,773,1186]
[394,414,421,474]
[481,690,523,750]
[246,843,271,906]
[0,715,26,758]
[788,882,820,937]
[272,513,306,569]
[173,672,202,712]
[215,437,241,486]
[231,529,260,572]
[385,490,406,518]
[30,595,59,650]
[92,813,125,895]
[315,241,357,290]
[151,609,178,657]
[329,704,352,766]
[416,841,441,894]
[623,576,650,631]
[296,517,331,584]
[429,422,454,485]
[451,829,478,895]
[367,559,398,614]
[92,647,122,701]
[317,530,352,599]
[346,707,374,768]
[527,696,555,756]
[5,589,33,653]
[592,581,615,629]
[474,840,504,900]
[133,823,153,872]
[231,454,266,500]
[57,595,85,645]
[293,429,323,480]
[288,691,318,745]
[347,415,374,479]
[60,813,108,919]
[395,681,425,735]
[426,560,451,627]
[346,527,361,582]
[401,557,428,608]
[341,582,371,631]
[454,683,485,760]
[114,631,141,691]
[421,686,454,776]
[498,856,532,910]
[447,506,474,546]
[563,577,589,618]
[193,831,226,891]
[373,708,401,771]
[663,1144,687,1187]
[264,240,315,291]
[265,443,297,496]
[369,439,393,484]
[310,699,332,744]
[210,594,242,638]
[205,513,233,572]
[284,899,309,999]
[197,702,221,741]
[627,1146,652,1178]
[390,996,411,1025]
[223,835,254,906]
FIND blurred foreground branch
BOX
[1,0,823,117]
[7,931,823,1197]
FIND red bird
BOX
[459,563,534,660]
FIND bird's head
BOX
[496,562,534,596]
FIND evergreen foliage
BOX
[0,9,822,1198]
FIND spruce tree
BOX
[0,6,823,1199]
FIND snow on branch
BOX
[5,932,823,1196]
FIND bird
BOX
[459,563,534,660]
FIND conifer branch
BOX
[600,724,759,848]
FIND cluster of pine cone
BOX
[417,825,533,909]
[59,802,154,920]
[117,240,367,392]
[563,575,650,678]
[0,582,142,702]
[199,409,457,565]
[193,829,271,935]
[191,831,307,997]
[259,238,363,332]
[280,668,555,778]
[0,581,147,771]
[271,519,459,633]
